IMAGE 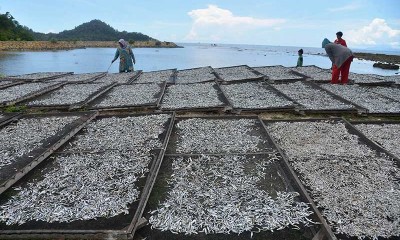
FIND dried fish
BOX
[175,67,215,84]
[0,150,151,224]
[321,84,400,113]
[354,123,400,159]
[267,120,400,239]
[93,84,161,108]
[161,82,225,109]
[272,81,355,110]
[149,154,313,235]
[136,70,174,83]
[215,66,262,82]
[28,83,109,106]
[93,72,137,84]
[0,82,57,103]
[348,73,388,84]
[174,118,271,154]
[0,80,14,87]
[65,114,170,152]
[383,75,400,85]
[290,66,331,81]
[253,66,304,81]
[3,72,71,81]
[369,86,400,102]
[0,116,79,168]
[50,72,105,83]
[221,82,294,109]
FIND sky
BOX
[1,0,399,50]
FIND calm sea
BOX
[0,43,399,76]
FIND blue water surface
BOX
[0,43,398,76]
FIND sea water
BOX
[0,43,399,76]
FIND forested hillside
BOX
[33,20,155,41]
[0,12,157,42]
[0,12,34,41]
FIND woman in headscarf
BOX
[322,38,354,84]
[112,39,135,73]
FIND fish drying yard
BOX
[0,65,399,240]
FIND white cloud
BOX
[184,5,285,42]
[347,18,400,47]
[328,2,361,12]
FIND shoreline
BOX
[0,41,181,51]
[353,52,400,65]
[1,41,399,65]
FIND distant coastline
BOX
[0,40,181,51]
[353,52,400,65]
[313,51,400,65]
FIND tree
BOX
[0,12,34,41]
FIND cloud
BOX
[328,2,361,12]
[184,5,285,42]
[347,18,400,47]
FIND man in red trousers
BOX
[322,38,354,84]
[334,31,347,47]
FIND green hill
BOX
[0,12,158,42]
[33,19,156,41]
[0,12,34,41]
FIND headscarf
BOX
[118,39,128,49]
[322,38,331,48]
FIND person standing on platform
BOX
[112,39,135,73]
[334,31,347,47]
[322,38,354,84]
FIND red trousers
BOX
[331,56,353,84]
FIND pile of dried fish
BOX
[215,66,261,82]
[149,154,313,235]
[0,114,171,224]
[51,72,105,83]
[290,66,331,81]
[253,66,304,81]
[348,73,388,84]
[272,82,354,110]
[384,75,400,84]
[175,67,215,84]
[0,80,14,87]
[354,123,400,158]
[93,84,161,108]
[174,118,270,154]
[28,83,109,106]
[136,70,174,83]
[161,82,225,109]
[0,116,79,168]
[321,84,400,113]
[93,72,136,84]
[65,114,170,152]
[0,82,57,103]
[3,72,71,81]
[369,86,400,102]
[221,82,294,109]
[0,150,151,224]
[267,120,400,239]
